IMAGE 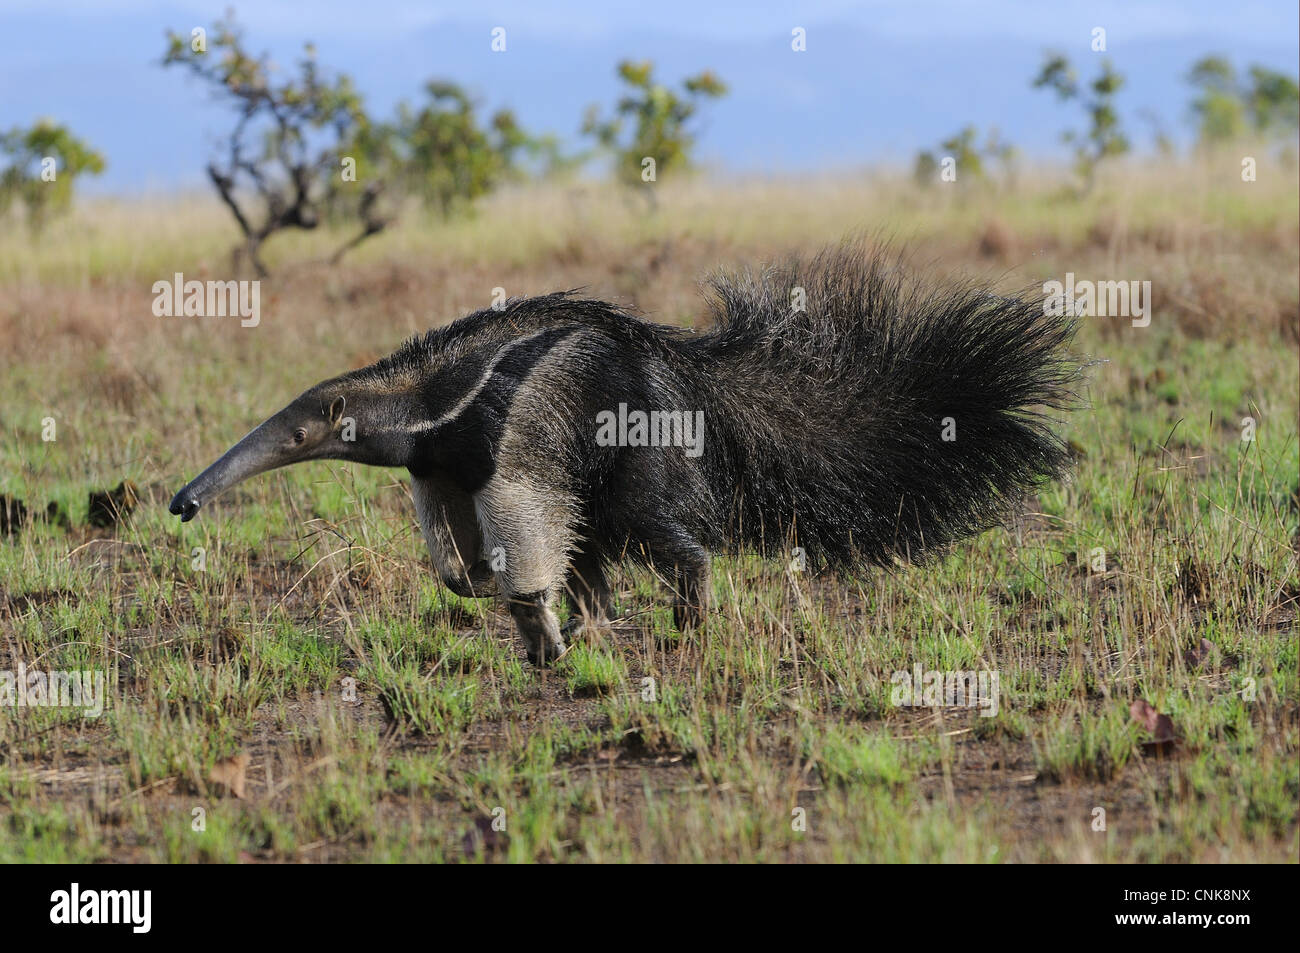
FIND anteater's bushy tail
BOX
[685,242,1081,568]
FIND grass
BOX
[0,158,1296,862]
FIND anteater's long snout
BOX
[168,491,201,522]
[168,416,292,523]
[168,464,228,523]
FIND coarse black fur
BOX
[373,242,1078,571]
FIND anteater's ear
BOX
[329,396,347,429]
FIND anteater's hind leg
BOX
[644,526,711,636]
[671,551,711,633]
[475,477,577,665]
[563,542,613,639]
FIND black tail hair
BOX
[686,242,1081,568]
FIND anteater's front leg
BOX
[476,477,577,665]
[411,473,498,598]
[506,590,566,667]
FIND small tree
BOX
[1188,57,1246,143]
[1033,54,1129,194]
[1189,56,1299,145]
[914,125,1016,187]
[346,82,530,218]
[163,17,386,275]
[582,60,726,189]
[1245,65,1300,135]
[942,126,986,180]
[0,120,105,233]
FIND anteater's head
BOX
[169,384,361,523]
[168,321,479,523]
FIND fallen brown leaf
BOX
[1184,638,1214,668]
[1130,699,1178,755]
[209,752,250,799]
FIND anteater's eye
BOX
[293,428,307,445]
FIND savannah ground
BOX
[0,160,1296,862]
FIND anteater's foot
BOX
[564,547,612,641]
[560,614,613,644]
[526,639,568,667]
[645,540,711,645]
[509,591,566,667]
[672,601,707,634]
[671,557,710,635]
[655,629,683,653]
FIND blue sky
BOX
[1,1,1296,193]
